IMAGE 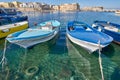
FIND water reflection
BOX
[0,11,120,80]
[66,37,120,80]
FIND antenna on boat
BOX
[98,40,104,80]
[0,40,7,71]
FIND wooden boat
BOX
[6,20,60,48]
[115,10,120,14]
[0,8,28,22]
[92,21,120,44]
[0,20,28,39]
[0,8,19,16]
[66,21,113,53]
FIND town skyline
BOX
[1,0,120,9]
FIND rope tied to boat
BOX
[98,40,104,80]
[0,40,7,71]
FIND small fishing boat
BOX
[0,20,28,39]
[0,8,28,22]
[0,8,19,16]
[6,20,60,48]
[66,21,113,53]
[92,21,120,44]
[115,10,120,14]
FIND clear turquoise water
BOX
[0,11,120,80]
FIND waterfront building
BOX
[60,3,80,11]
[19,2,51,11]
[42,4,51,10]
[0,2,14,8]
[12,1,21,8]
[82,7,103,11]
[52,5,60,11]
[19,3,28,8]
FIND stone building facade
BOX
[0,2,80,12]
[60,3,80,11]
[52,3,80,11]
[12,1,21,8]
[0,2,14,8]
[82,7,103,11]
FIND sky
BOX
[1,0,120,9]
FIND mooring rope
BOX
[0,40,7,71]
[98,40,104,80]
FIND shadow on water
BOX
[0,39,5,49]
[0,11,120,80]
[92,43,115,58]
[101,43,115,58]
[66,38,102,80]
[111,67,120,80]
[0,30,61,80]
[49,28,68,54]
[92,43,120,80]
[66,37,120,80]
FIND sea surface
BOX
[0,11,120,80]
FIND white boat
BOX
[66,21,113,53]
[115,10,120,14]
[6,20,60,48]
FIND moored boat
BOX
[115,10,120,14]
[0,20,28,39]
[6,20,60,48]
[66,21,113,53]
[0,8,28,22]
[92,21,120,44]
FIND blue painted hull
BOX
[67,21,113,52]
[1,16,28,22]
[6,20,60,48]
[0,8,28,23]
[93,21,120,43]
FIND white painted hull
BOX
[10,28,59,48]
[67,33,107,53]
[115,11,120,14]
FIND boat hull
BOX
[102,30,120,44]
[8,27,59,48]
[92,21,120,44]
[0,21,28,39]
[115,11,120,14]
[67,33,107,53]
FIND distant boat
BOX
[0,8,28,22]
[66,21,113,53]
[92,21,120,44]
[6,20,60,48]
[115,10,120,14]
[0,8,18,16]
[0,20,28,39]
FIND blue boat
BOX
[6,20,60,48]
[92,21,120,44]
[0,8,28,22]
[66,21,113,53]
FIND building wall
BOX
[60,3,80,11]
[12,1,21,8]
[17,7,35,12]
[52,5,60,11]
[82,7,103,11]
[0,2,80,12]
[0,2,15,8]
